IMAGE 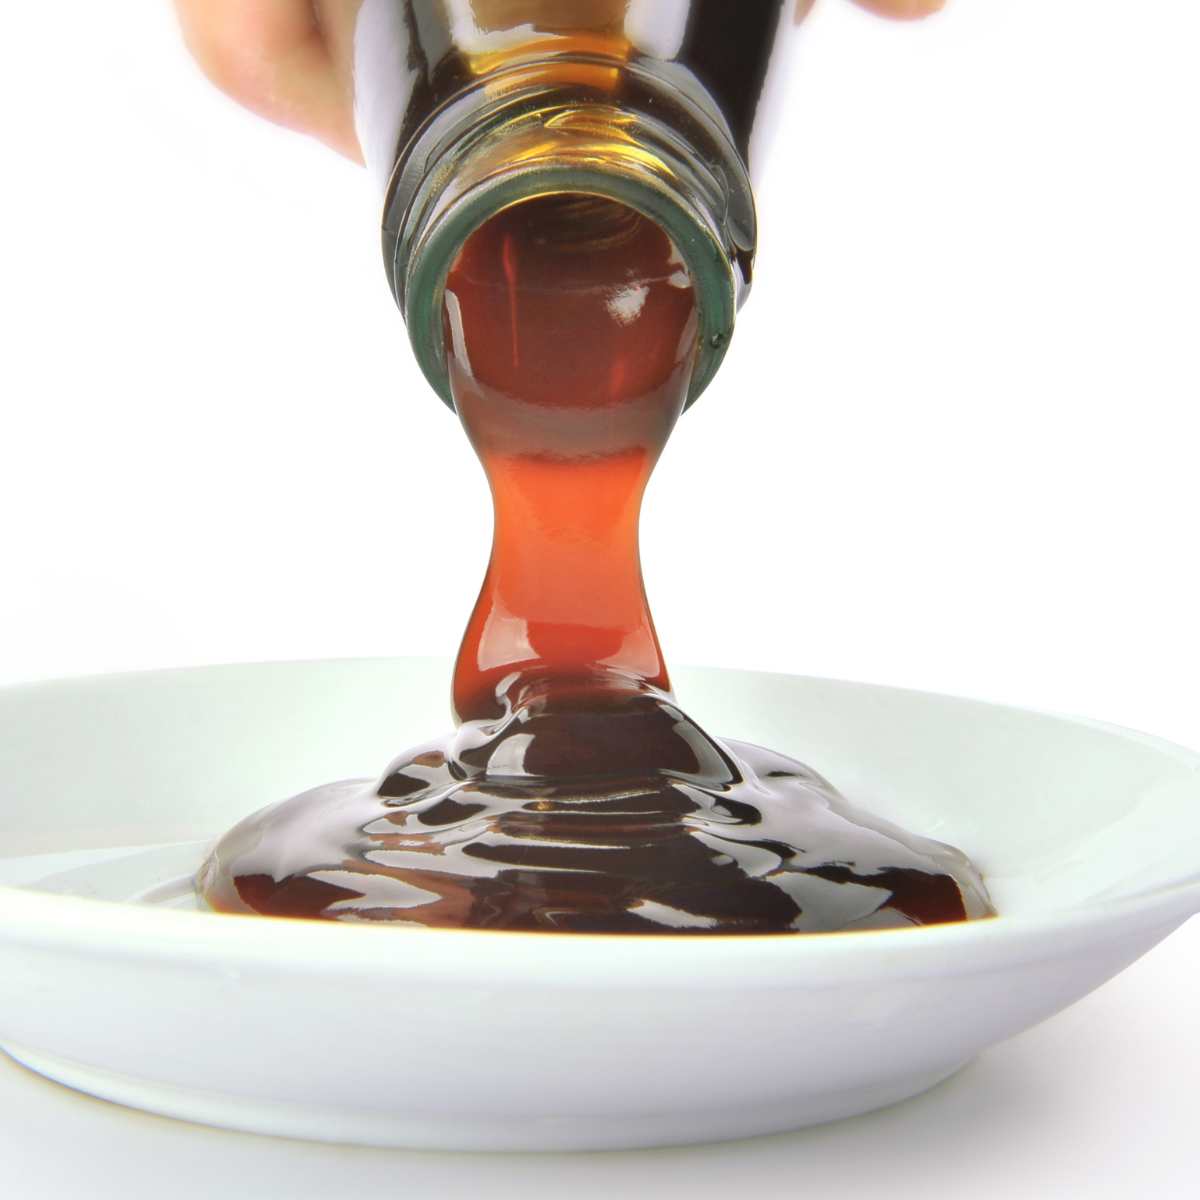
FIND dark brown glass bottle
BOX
[313,0,800,407]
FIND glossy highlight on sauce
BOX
[198,195,994,932]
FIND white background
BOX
[1,2,1198,1196]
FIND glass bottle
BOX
[318,0,794,407]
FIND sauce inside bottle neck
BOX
[442,194,699,724]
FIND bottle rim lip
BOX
[400,152,738,413]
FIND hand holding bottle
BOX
[174,0,946,161]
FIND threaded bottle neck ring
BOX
[387,70,754,411]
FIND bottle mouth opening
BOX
[441,194,691,296]
[399,113,740,412]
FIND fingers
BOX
[175,0,944,163]
[797,0,945,24]
[848,0,946,17]
[173,0,360,161]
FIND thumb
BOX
[847,0,946,17]
[798,0,946,19]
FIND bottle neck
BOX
[384,64,755,411]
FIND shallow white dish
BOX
[1,658,1198,1151]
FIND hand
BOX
[174,0,944,163]
[173,0,361,161]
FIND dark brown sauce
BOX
[198,195,994,932]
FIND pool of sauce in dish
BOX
[198,196,994,932]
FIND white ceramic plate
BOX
[1,658,1198,1151]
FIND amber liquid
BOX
[199,196,993,932]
